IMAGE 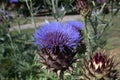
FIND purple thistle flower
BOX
[65,20,84,31]
[34,21,83,72]
[9,0,19,3]
[34,22,81,50]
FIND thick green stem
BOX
[51,0,56,14]
[7,33,16,53]
[2,2,16,53]
[100,3,106,13]
[16,11,21,34]
[31,12,36,30]
[25,0,36,31]
[51,0,59,21]
[30,0,36,30]
[84,17,92,52]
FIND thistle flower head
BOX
[91,52,109,73]
[76,0,91,17]
[34,21,82,72]
[34,22,81,50]
[9,0,19,3]
[80,52,120,80]
[76,0,89,10]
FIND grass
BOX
[10,28,35,36]
[103,13,120,50]
[101,12,120,71]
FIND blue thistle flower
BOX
[9,0,19,3]
[66,20,84,31]
[34,21,83,72]
[34,21,81,50]
[65,20,84,36]
[65,20,86,53]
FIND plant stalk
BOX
[84,17,92,52]
[25,0,36,31]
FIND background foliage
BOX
[0,0,120,80]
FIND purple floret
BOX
[34,21,82,50]
[65,20,84,31]
[9,0,19,3]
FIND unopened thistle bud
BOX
[76,0,91,17]
[80,52,119,80]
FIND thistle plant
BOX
[45,0,75,21]
[80,51,120,80]
[25,0,37,30]
[0,1,40,79]
[0,17,39,80]
[34,21,84,79]
[76,0,120,52]
[0,0,119,79]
